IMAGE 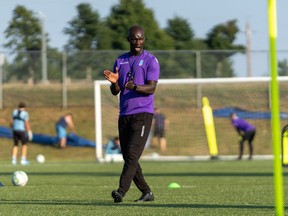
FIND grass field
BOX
[0,159,287,215]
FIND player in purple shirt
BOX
[230,112,256,160]
[104,25,160,203]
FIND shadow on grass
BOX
[0,199,280,210]
[0,172,282,177]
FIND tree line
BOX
[2,0,287,82]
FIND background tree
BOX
[278,59,288,76]
[205,19,245,77]
[106,0,174,50]
[63,3,113,80]
[165,16,195,50]
[206,20,243,50]
[4,5,45,83]
[63,3,112,50]
[161,16,198,78]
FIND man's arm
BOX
[104,67,120,95]
[125,80,157,94]
[25,120,33,141]
[110,82,121,95]
[65,116,76,133]
[25,120,31,131]
[10,118,13,128]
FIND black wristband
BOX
[133,84,137,90]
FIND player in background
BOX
[152,107,169,152]
[11,101,33,165]
[55,113,76,148]
[104,25,160,203]
[105,136,122,155]
[230,112,256,160]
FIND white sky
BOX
[0,0,287,76]
[1,0,287,50]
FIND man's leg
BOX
[114,113,153,201]
[248,141,253,159]
[118,114,152,194]
[12,145,18,165]
[21,145,28,159]
[247,130,256,159]
[20,132,29,165]
[160,137,167,152]
[238,140,244,159]
[111,115,130,202]
[12,132,19,165]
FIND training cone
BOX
[168,182,181,189]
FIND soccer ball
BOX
[11,171,28,186]
[36,154,45,163]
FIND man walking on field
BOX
[104,25,160,203]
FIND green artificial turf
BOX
[0,160,287,215]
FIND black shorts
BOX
[154,128,165,138]
[243,130,256,142]
[13,130,27,146]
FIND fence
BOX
[0,50,288,157]
[0,50,287,108]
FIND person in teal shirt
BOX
[55,113,76,148]
[11,101,33,165]
[105,136,121,155]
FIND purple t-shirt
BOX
[231,117,255,132]
[113,50,160,116]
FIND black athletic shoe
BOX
[111,190,123,203]
[135,192,154,202]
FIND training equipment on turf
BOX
[168,182,181,189]
[268,1,284,215]
[281,124,288,166]
[11,171,28,186]
[36,154,45,163]
[0,127,96,147]
[202,97,218,158]
[105,154,123,163]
